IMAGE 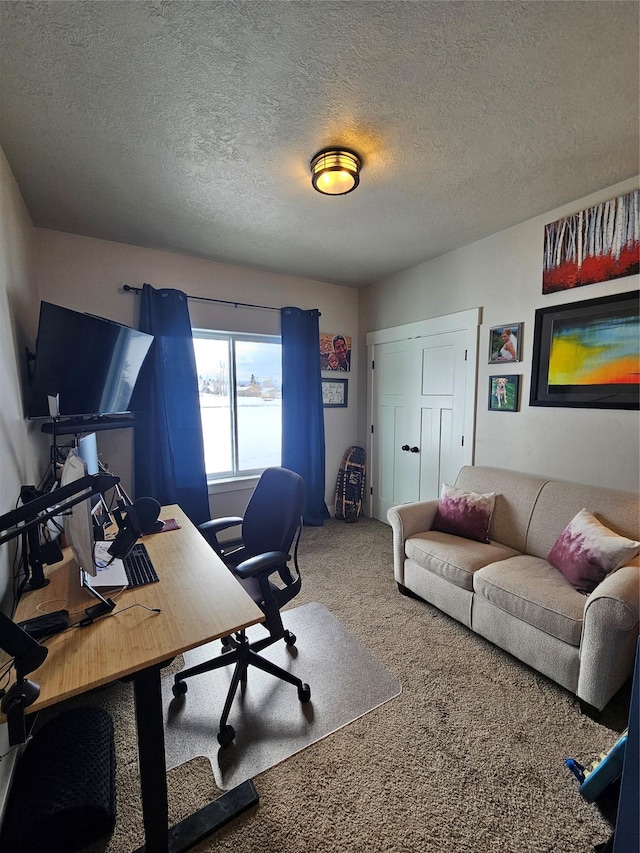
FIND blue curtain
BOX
[132,284,210,526]
[281,307,329,526]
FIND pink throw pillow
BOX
[548,509,640,594]
[431,483,496,544]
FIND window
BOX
[193,330,282,479]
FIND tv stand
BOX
[40,415,136,490]
[41,415,135,436]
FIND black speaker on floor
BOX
[0,706,116,853]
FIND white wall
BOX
[2,145,638,608]
[0,148,48,610]
[359,177,640,493]
[34,229,360,514]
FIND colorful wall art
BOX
[320,332,351,371]
[542,189,639,294]
[530,291,640,410]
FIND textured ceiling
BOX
[0,1,638,287]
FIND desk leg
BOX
[132,664,259,853]
[133,664,171,853]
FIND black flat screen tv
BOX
[28,302,154,419]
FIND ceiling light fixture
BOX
[310,148,361,196]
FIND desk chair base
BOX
[172,630,311,748]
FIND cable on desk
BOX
[116,603,162,615]
[66,601,162,631]
[36,598,68,613]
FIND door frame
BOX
[366,307,481,517]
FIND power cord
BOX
[36,598,68,613]
[116,603,162,615]
[70,601,162,631]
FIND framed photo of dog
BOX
[489,375,520,412]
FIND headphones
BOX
[132,497,164,534]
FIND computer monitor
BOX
[60,449,97,577]
[77,432,99,475]
[59,450,119,620]
[76,431,105,516]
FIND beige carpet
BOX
[162,601,402,790]
[60,516,629,853]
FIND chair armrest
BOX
[387,500,440,584]
[199,517,243,536]
[233,551,291,580]
[199,517,243,558]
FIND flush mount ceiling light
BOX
[310,148,361,196]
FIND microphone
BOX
[0,612,48,745]
[0,612,48,678]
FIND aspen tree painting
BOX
[543,189,640,294]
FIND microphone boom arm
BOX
[0,472,119,744]
[0,473,120,545]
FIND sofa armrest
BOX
[387,500,439,584]
[578,564,640,710]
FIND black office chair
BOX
[172,466,311,747]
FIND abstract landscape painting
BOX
[543,189,639,294]
[547,309,638,388]
[530,291,640,410]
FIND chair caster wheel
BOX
[218,724,236,748]
[298,683,311,703]
[284,630,297,646]
[172,680,187,698]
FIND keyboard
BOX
[123,543,159,588]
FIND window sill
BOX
[207,475,260,495]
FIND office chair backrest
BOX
[241,467,306,559]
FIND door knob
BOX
[401,445,410,452]
[410,446,420,453]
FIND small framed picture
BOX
[322,377,348,408]
[489,323,523,363]
[320,332,352,372]
[91,495,113,533]
[488,375,520,412]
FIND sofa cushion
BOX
[548,509,640,594]
[405,531,520,591]
[431,483,496,543]
[455,466,548,553]
[473,556,585,646]
[525,480,640,561]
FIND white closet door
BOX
[416,330,469,502]
[367,309,479,524]
[370,339,420,521]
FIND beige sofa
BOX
[387,466,640,711]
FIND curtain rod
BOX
[122,283,280,312]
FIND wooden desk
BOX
[8,505,264,853]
